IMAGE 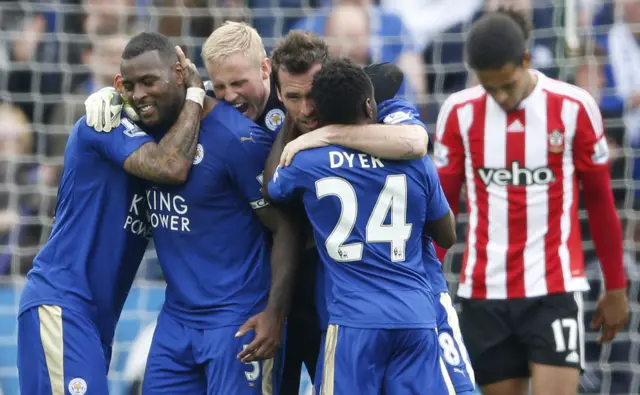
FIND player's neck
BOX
[259,79,271,115]
[520,70,539,104]
[201,96,217,119]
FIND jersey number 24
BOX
[316,175,412,263]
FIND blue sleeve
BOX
[422,156,450,221]
[376,98,426,129]
[81,116,154,168]
[222,124,273,209]
[267,160,303,203]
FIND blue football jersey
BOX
[268,145,442,329]
[147,102,273,328]
[20,117,153,344]
[376,97,425,128]
[420,156,451,294]
[377,98,449,294]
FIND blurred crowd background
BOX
[0,0,639,394]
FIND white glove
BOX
[85,87,138,132]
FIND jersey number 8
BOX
[316,174,412,263]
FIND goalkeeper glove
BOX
[84,87,139,132]
[363,63,404,103]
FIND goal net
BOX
[0,0,638,394]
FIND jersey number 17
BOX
[316,174,412,263]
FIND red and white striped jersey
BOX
[434,71,610,300]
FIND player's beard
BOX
[139,95,184,138]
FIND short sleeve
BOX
[267,161,304,203]
[222,124,273,209]
[573,95,610,172]
[422,156,451,221]
[376,98,426,129]
[83,117,154,168]
[433,97,465,176]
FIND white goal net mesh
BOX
[0,0,638,394]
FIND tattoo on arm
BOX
[124,100,202,183]
[399,135,418,159]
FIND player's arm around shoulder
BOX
[278,99,429,168]
[122,50,205,184]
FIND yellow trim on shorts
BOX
[38,305,65,395]
[261,358,274,395]
[321,324,339,395]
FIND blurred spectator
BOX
[48,34,130,162]
[380,0,482,52]
[291,0,426,105]
[2,4,85,129]
[153,0,245,67]
[251,0,320,49]
[324,3,369,64]
[570,40,628,204]
[423,0,558,108]
[0,104,42,276]
[85,0,138,35]
[604,0,640,210]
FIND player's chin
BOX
[298,120,319,133]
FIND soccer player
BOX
[83,25,430,393]
[265,31,476,395]
[434,9,629,395]
[117,32,297,394]
[267,57,456,395]
[17,42,205,394]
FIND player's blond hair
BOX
[201,21,267,68]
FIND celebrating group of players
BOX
[15,6,630,395]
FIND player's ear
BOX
[521,50,531,69]
[174,60,185,86]
[261,58,272,81]
[114,74,124,94]
[365,98,374,119]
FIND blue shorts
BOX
[142,310,283,395]
[319,324,456,395]
[436,292,476,394]
[18,305,111,395]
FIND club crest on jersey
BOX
[548,130,564,153]
[68,378,87,395]
[193,143,204,165]
[265,109,285,131]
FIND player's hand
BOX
[235,309,284,363]
[176,46,203,89]
[84,87,126,132]
[590,288,629,343]
[279,127,332,167]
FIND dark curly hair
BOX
[270,30,329,89]
[311,57,374,126]
[466,7,533,71]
